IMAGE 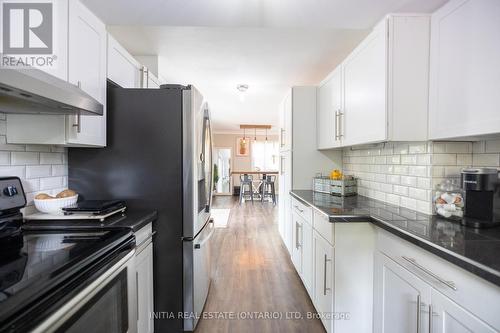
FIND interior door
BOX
[313,230,334,333]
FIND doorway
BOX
[214,147,232,195]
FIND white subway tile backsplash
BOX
[473,154,500,167]
[11,152,39,165]
[0,124,68,206]
[445,142,472,153]
[433,154,457,165]
[344,139,500,215]
[456,154,472,166]
[26,165,51,178]
[0,166,25,178]
[485,140,500,153]
[400,176,417,187]
[401,155,417,165]
[39,176,64,190]
[393,185,409,196]
[40,152,64,165]
[409,143,427,154]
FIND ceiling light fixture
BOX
[254,128,257,143]
[237,84,249,102]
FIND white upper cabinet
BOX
[318,14,430,148]
[40,0,68,81]
[429,0,500,140]
[343,21,387,147]
[279,90,292,152]
[317,67,342,150]
[107,34,141,88]
[66,0,107,146]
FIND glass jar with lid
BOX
[433,179,464,220]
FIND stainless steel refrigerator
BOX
[68,83,214,332]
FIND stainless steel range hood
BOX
[0,68,103,116]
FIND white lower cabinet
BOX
[374,251,430,333]
[135,225,154,333]
[375,229,500,333]
[313,230,334,333]
[291,211,313,295]
[430,289,497,333]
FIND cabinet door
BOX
[107,34,141,88]
[343,22,387,146]
[430,289,497,333]
[302,220,313,296]
[67,0,107,146]
[279,90,292,152]
[374,251,431,333]
[279,151,293,254]
[136,243,154,333]
[429,0,500,139]
[313,230,334,333]
[291,212,303,274]
[317,67,342,149]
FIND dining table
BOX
[231,171,279,199]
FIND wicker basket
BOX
[313,177,357,197]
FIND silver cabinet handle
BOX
[295,222,302,248]
[294,205,304,213]
[72,111,81,133]
[280,128,285,147]
[416,295,421,333]
[76,81,82,89]
[323,254,332,295]
[335,110,340,141]
[338,111,344,139]
[402,256,457,291]
[428,304,433,333]
[280,156,285,174]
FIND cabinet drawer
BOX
[291,197,312,225]
[313,210,334,246]
[377,229,500,330]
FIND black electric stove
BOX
[0,177,135,332]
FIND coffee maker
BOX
[461,168,500,228]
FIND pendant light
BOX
[254,128,257,143]
[243,128,246,143]
[265,128,268,142]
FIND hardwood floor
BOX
[195,196,325,333]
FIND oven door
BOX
[32,249,137,333]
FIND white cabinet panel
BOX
[66,0,107,146]
[374,251,431,333]
[429,0,500,139]
[343,21,387,146]
[317,67,342,149]
[40,0,68,81]
[279,90,292,152]
[313,230,334,333]
[136,242,154,333]
[279,151,292,253]
[107,34,141,88]
[302,220,313,295]
[430,289,497,333]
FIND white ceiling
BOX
[83,0,448,131]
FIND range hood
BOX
[0,68,103,116]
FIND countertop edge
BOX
[289,190,500,287]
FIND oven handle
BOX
[31,249,135,333]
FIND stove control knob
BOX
[3,186,18,197]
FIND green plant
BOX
[213,164,219,190]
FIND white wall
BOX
[0,114,68,208]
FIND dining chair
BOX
[239,174,254,204]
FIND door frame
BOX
[213,146,233,196]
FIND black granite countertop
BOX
[290,190,500,287]
[22,209,157,232]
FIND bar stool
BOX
[239,174,254,204]
[261,175,276,205]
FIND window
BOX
[251,140,279,171]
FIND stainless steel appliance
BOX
[68,82,214,332]
[0,177,136,332]
[0,68,103,115]
[461,168,500,228]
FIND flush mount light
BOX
[237,84,249,92]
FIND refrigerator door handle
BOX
[194,219,214,249]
